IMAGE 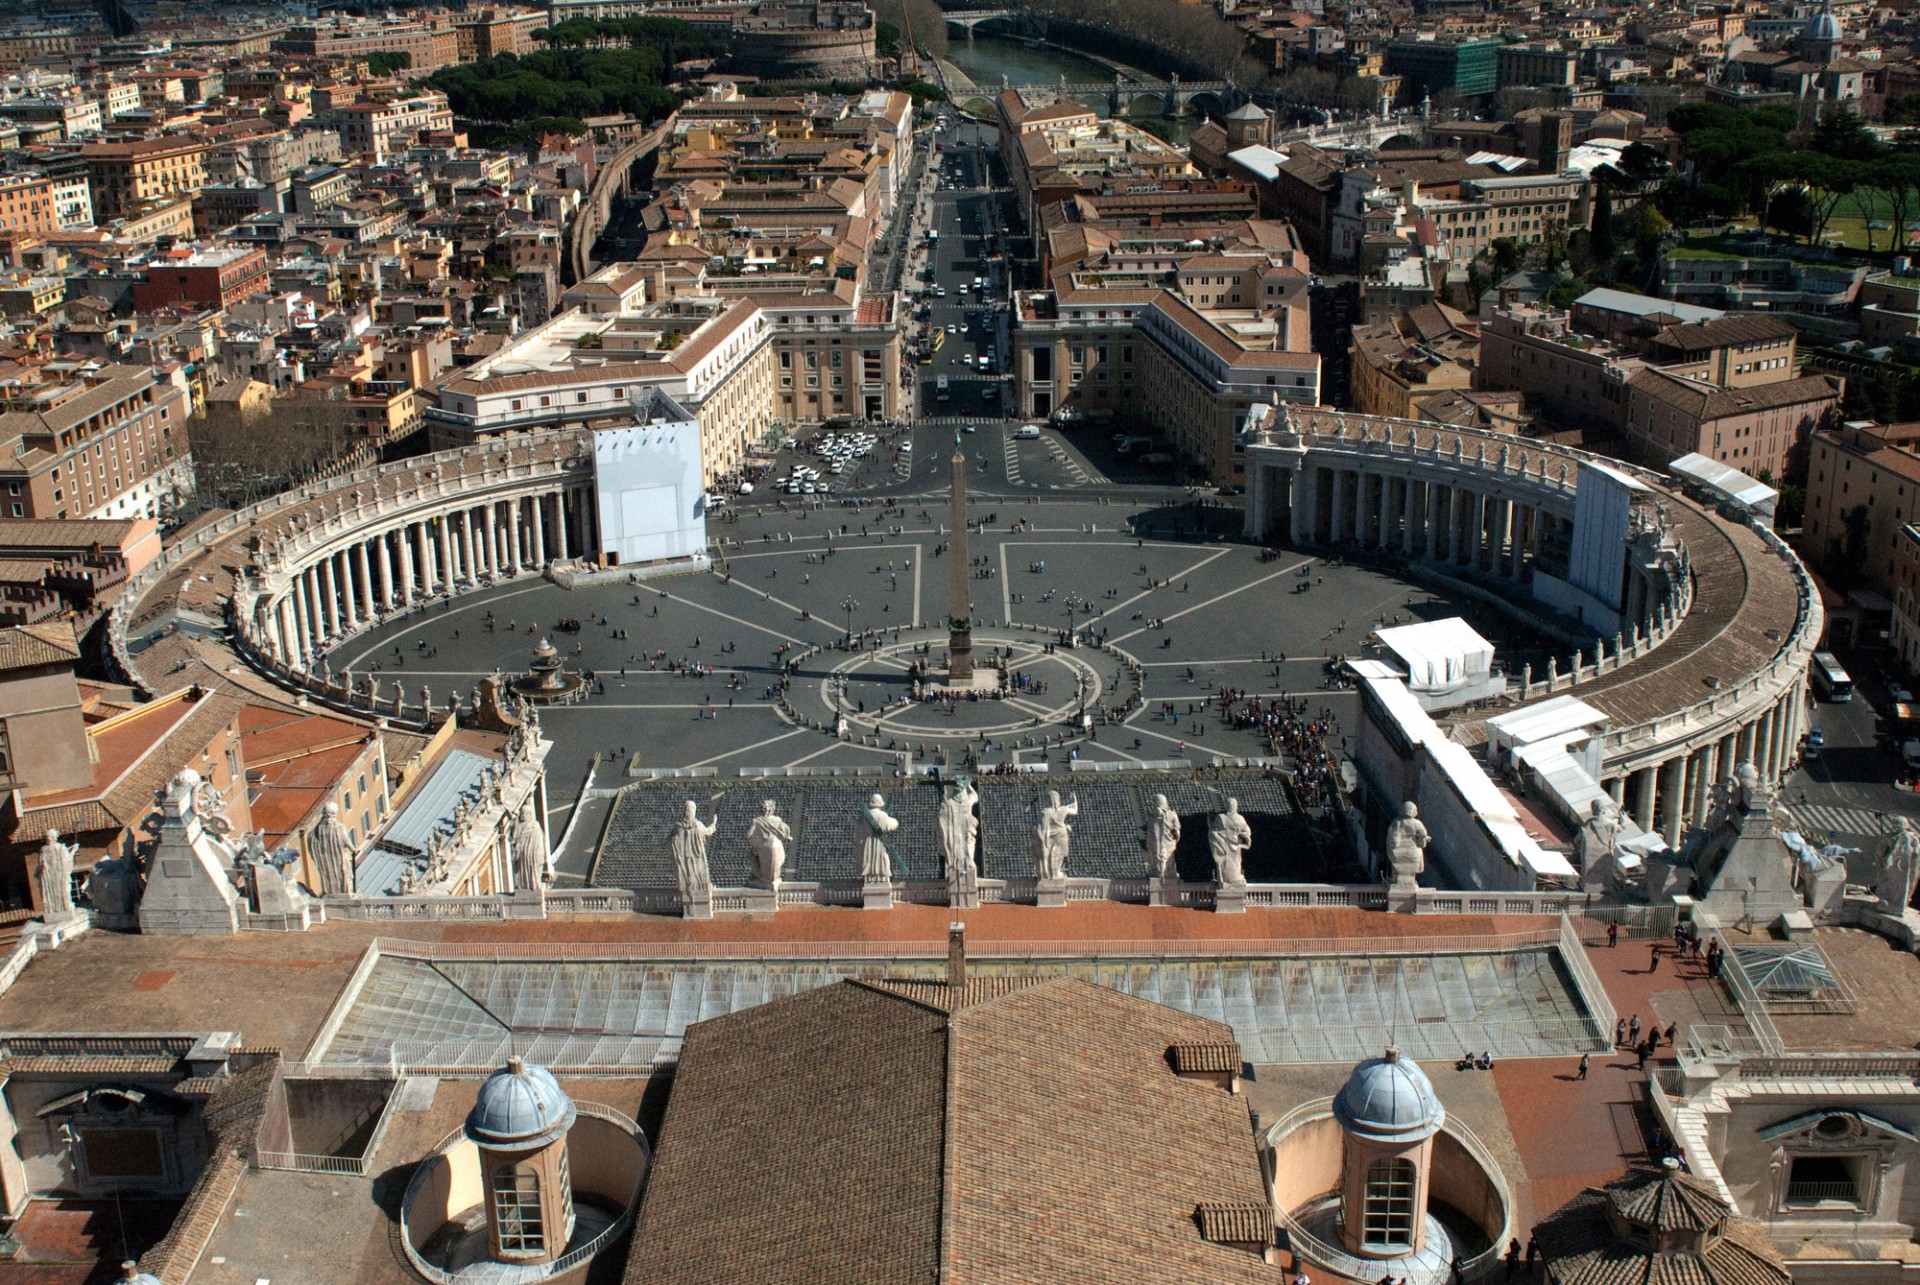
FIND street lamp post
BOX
[842,596,860,645]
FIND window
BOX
[491,1164,545,1253]
[1786,1154,1862,1207]
[1361,1157,1416,1249]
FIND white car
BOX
[738,482,754,495]
[803,483,817,494]
[901,442,913,452]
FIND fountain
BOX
[511,637,586,703]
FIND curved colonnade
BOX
[109,430,598,728]
[1243,408,1822,848]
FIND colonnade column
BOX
[1289,469,1310,546]
[1471,491,1489,570]
[1424,481,1440,559]
[398,526,415,603]
[532,493,549,567]
[276,597,297,666]
[352,541,374,620]
[319,556,340,636]
[290,587,311,667]
[1401,477,1417,556]
[1691,741,1720,830]
[1510,505,1528,580]
[1353,472,1369,544]
[1491,498,1511,575]
[439,516,456,590]
[508,498,524,573]
[1330,469,1347,543]
[336,552,358,631]
[1736,721,1756,770]
[376,534,394,608]
[1377,476,1393,549]
[1631,765,1656,833]
[1658,756,1687,847]
[1757,705,1779,782]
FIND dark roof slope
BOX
[624,981,950,1284]
[625,975,1279,1285]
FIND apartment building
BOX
[1348,302,1479,419]
[1,95,101,141]
[80,137,209,220]
[132,246,270,312]
[429,288,901,482]
[1480,295,1841,478]
[326,93,455,163]
[272,21,460,74]
[0,363,193,522]
[0,173,92,237]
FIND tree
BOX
[1489,237,1522,275]
[365,50,412,78]
[1589,182,1616,260]
[1813,106,1881,163]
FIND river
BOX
[941,32,1204,145]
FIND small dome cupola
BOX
[467,1055,577,1150]
[466,1056,580,1267]
[1334,1046,1445,1145]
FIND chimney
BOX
[947,921,967,989]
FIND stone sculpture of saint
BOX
[36,830,76,920]
[860,793,898,882]
[1032,790,1078,881]
[1384,800,1429,886]
[1146,793,1181,879]
[1209,798,1252,887]
[746,800,793,889]
[511,797,548,893]
[671,800,716,902]
[1576,798,1620,876]
[939,777,980,890]
[1878,815,1920,912]
[308,802,355,897]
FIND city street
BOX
[1783,646,1920,881]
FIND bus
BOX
[1811,651,1854,702]
[935,375,950,401]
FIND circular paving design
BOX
[797,627,1125,745]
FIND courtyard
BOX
[325,493,1549,882]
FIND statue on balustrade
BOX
[1878,815,1920,913]
[1146,793,1181,879]
[1384,800,1429,889]
[1209,798,1251,887]
[671,800,716,903]
[36,830,76,921]
[939,777,980,893]
[1032,790,1078,881]
[511,797,549,893]
[859,794,898,882]
[747,799,792,889]
[308,802,356,897]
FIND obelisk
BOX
[947,435,973,683]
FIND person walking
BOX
[1628,1014,1641,1045]
[1576,1052,1590,1080]
[1649,941,1661,974]
[1614,1018,1626,1048]
[1607,922,1619,948]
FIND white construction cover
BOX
[1375,617,1495,692]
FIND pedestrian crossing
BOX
[1787,802,1899,840]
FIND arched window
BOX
[1362,1156,1417,1250]
[491,1163,545,1254]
